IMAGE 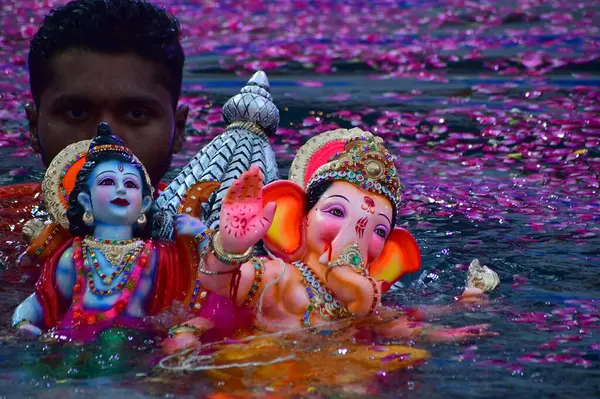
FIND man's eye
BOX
[126,108,149,121]
[66,107,88,120]
[98,178,115,186]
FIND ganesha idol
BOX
[165,128,497,373]
[11,123,200,340]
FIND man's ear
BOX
[173,104,189,153]
[25,102,41,154]
[77,192,92,212]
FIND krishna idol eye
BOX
[98,177,116,186]
[123,178,140,189]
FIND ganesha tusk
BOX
[318,251,329,265]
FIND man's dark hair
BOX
[28,0,184,108]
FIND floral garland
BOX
[71,237,153,325]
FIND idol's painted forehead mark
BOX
[355,216,368,239]
[362,196,376,214]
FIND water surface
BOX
[0,0,599,397]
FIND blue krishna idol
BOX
[12,123,195,340]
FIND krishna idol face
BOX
[66,123,154,239]
[77,160,151,232]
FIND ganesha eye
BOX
[375,228,387,238]
[124,180,140,189]
[327,208,344,217]
[98,178,115,186]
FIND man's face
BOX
[26,50,189,187]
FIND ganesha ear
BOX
[369,227,421,293]
[262,180,307,261]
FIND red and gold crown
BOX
[289,128,402,215]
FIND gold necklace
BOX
[82,236,144,267]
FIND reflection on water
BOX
[1,0,599,397]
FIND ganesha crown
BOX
[307,135,402,213]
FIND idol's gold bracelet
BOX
[211,230,253,265]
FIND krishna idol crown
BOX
[288,128,402,216]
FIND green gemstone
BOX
[352,255,361,265]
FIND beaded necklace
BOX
[340,262,380,316]
[241,258,265,307]
[81,240,144,284]
[71,237,152,326]
[293,261,351,326]
[81,243,144,296]
[188,244,207,310]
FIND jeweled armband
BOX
[194,228,214,246]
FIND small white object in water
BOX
[466,259,500,292]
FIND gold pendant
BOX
[103,247,123,266]
[103,277,112,285]
[82,237,143,267]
